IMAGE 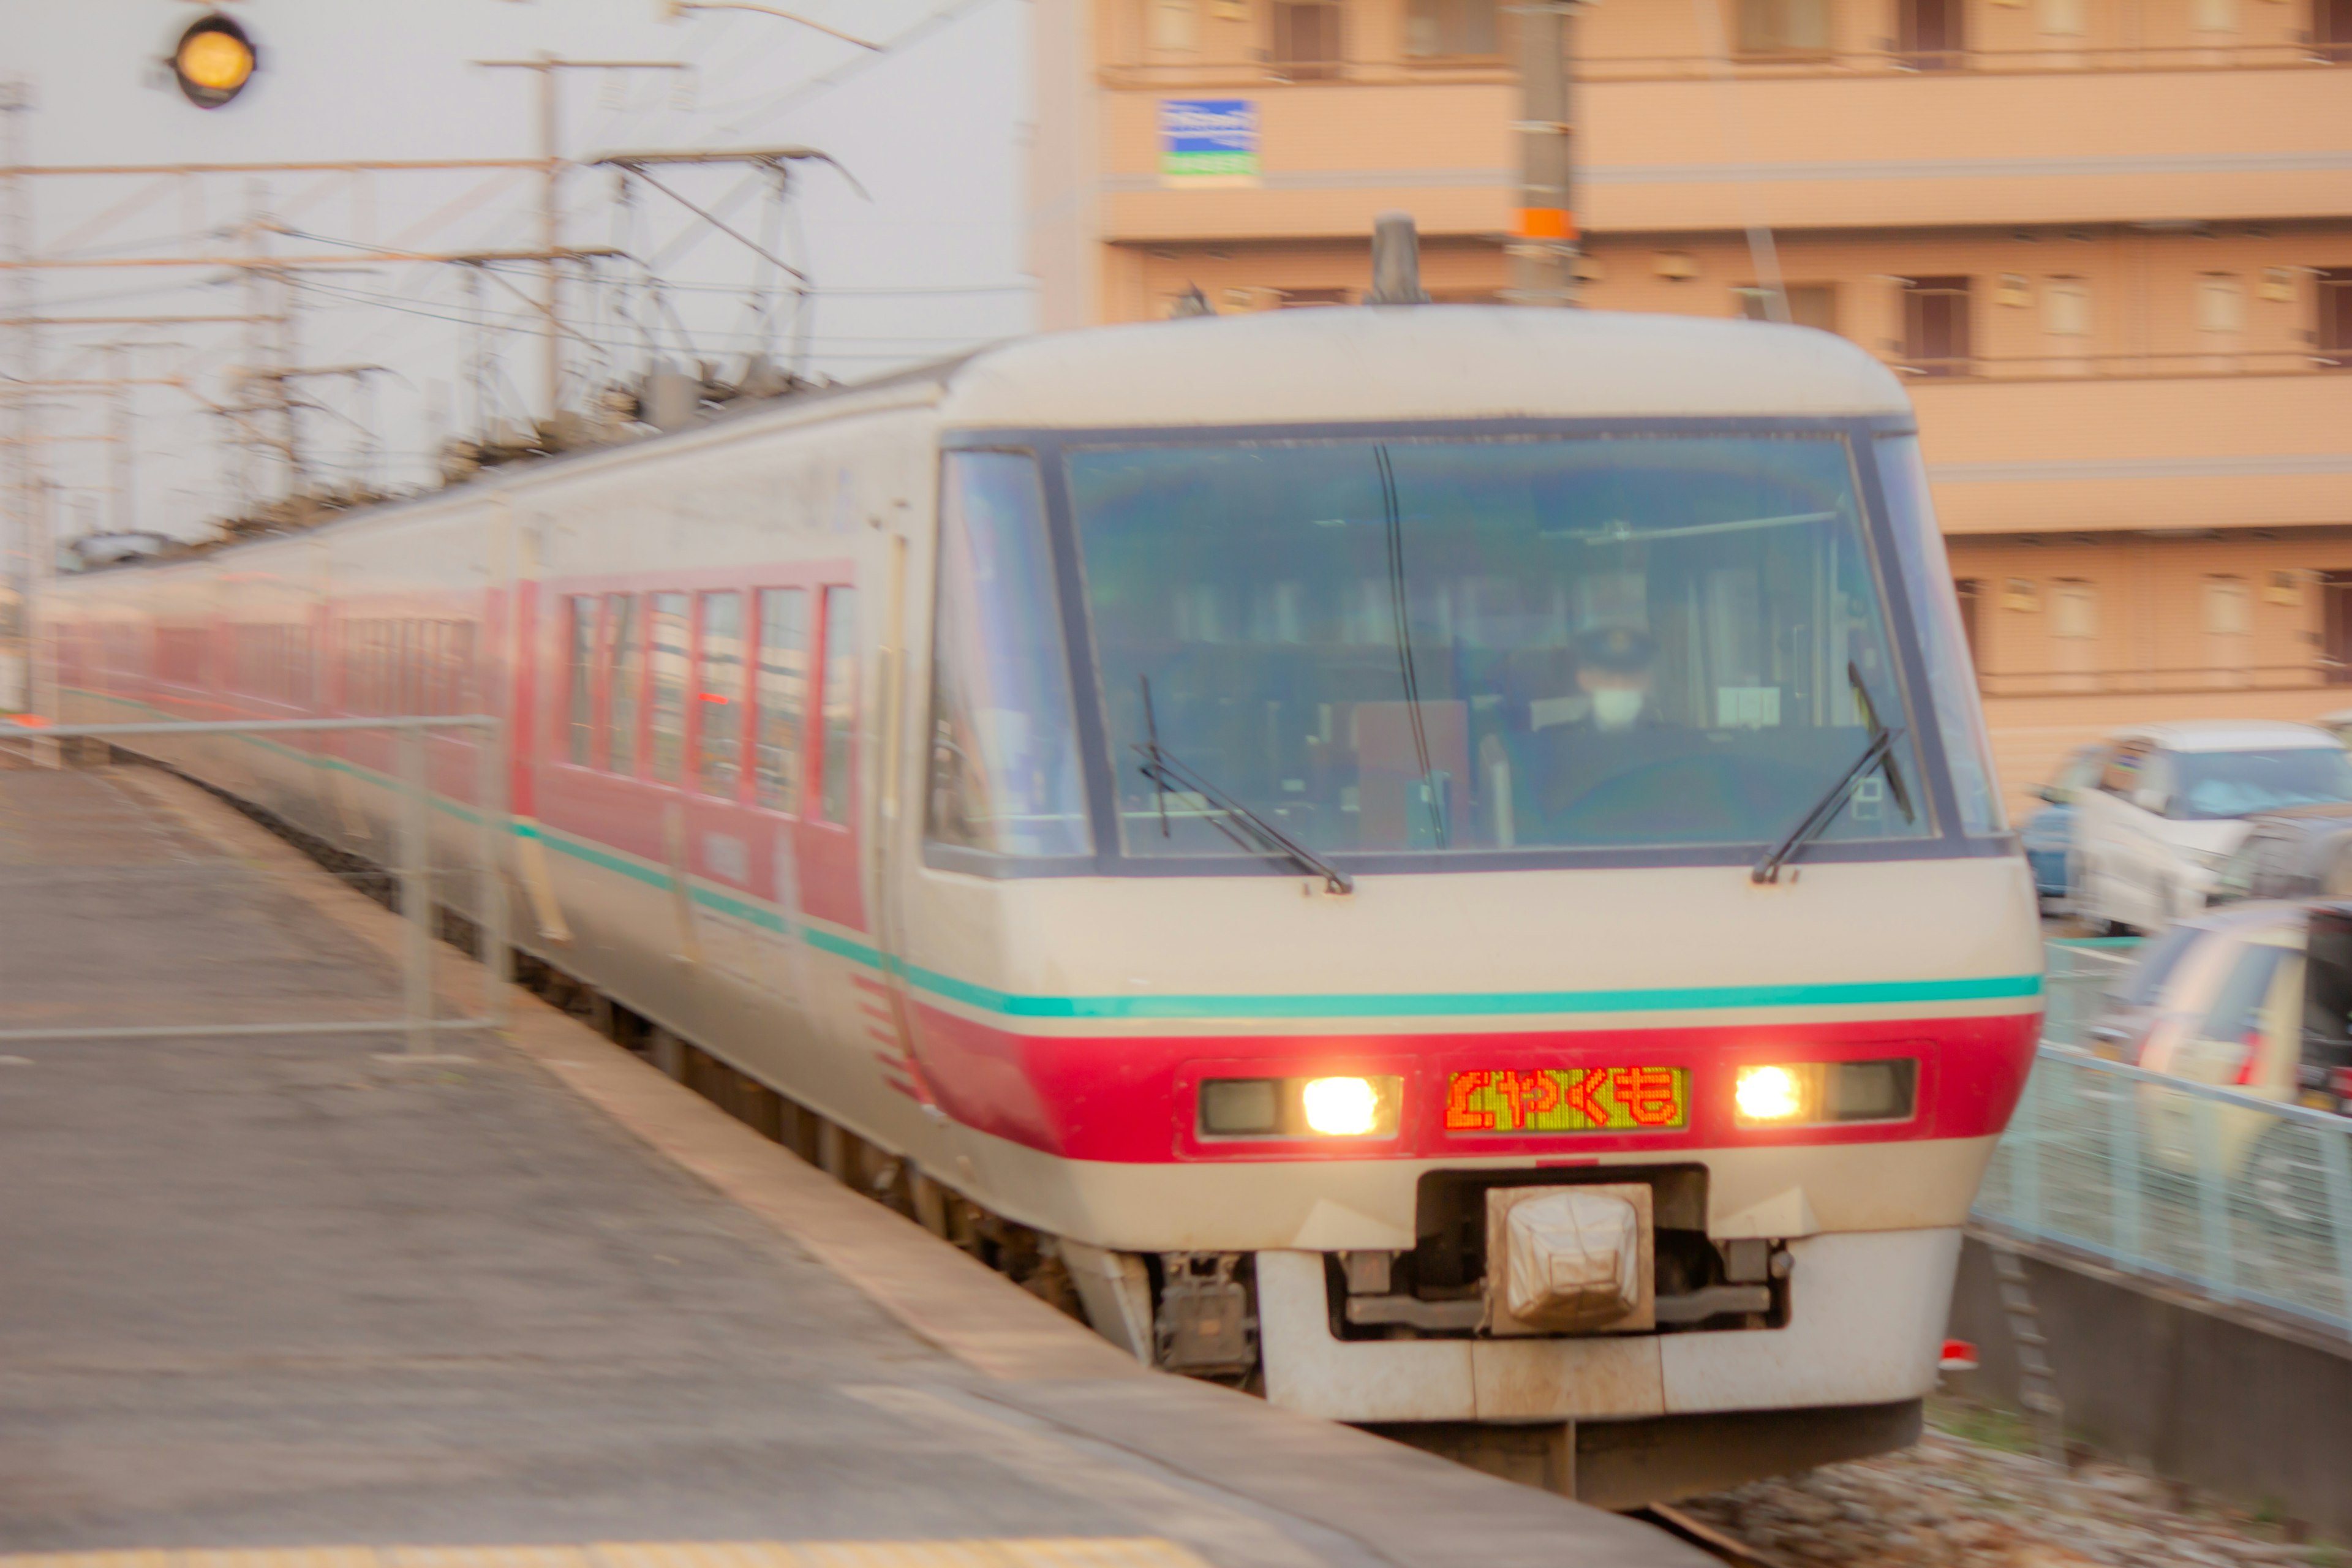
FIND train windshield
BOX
[1068,433,1937,861]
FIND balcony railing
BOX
[1098,40,2350,88]
[1894,349,2350,383]
[1977,663,2342,699]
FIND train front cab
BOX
[899,374,2042,1502]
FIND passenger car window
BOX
[755,588,809,812]
[818,587,858,824]
[698,592,745,797]
[607,595,640,774]
[925,451,1092,860]
[566,597,597,766]
[649,592,690,783]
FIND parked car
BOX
[2206,802,2352,907]
[2089,900,2352,1226]
[2071,721,2352,935]
[2019,742,2111,906]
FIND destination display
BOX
[1443,1066,1690,1133]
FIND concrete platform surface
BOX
[0,766,1706,1568]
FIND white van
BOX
[2072,720,2352,934]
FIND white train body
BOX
[48,307,2044,1502]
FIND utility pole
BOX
[475,57,685,428]
[2,80,34,608]
[1508,2,1578,308]
[2,76,39,717]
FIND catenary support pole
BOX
[398,722,434,1056]
[477,717,510,1029]
[1508,2,1578,307]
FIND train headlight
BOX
[1199,1074,1401,1139]
[1734,1060,1917,1128]
[1735,1065,1806,1123]
[1302,1076,1380,1136]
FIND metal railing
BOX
[2038,940,2137,1050]
[1097,41,2352,87]
[0,715,507,1056]
[1974,662,2345,699]
[1897,350,2350,383]
[1975,1042,2352,1336]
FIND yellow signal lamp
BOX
[173,15,258,109]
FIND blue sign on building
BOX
[1159,99,1260,187]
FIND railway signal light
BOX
[172,15,258,109]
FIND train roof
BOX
[53,307,1915,581]
[936,305,1913,431]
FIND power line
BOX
[710,0,1003,137]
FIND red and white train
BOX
[47,304,2044,1505]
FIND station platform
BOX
[0,764,1705,1568]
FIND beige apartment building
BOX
[1028,0,2352,814]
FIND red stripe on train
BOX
[903,1003,2042,1164]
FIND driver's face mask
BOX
[1591,687,1646,731]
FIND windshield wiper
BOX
[1137,677,1353,894]
[1751,662,1915,885]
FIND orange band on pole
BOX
[1517,208,1576,241]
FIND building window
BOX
[1736,282,1838,333]
[1897,0,1963,67]
[1903,276,1973,376]
[2320,0,2352,61]
[1406,0,1499,56]
[2038,0,2086,36]
[1736,0,1831,55]
[1272,0,1342,75]
[2321,572,2352,684]
[2196,273,2245,335]
[2205,575,2252,686]
[1278,287,1353,307]
[2051,578,2098,693]
[2191,0,2239,31]
[2318,268,2352,367]
[1149,0,1198,51]
[2043,277,2091,337]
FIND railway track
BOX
[1635,1504,1795,1568]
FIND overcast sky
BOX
[14,0,1030,543]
